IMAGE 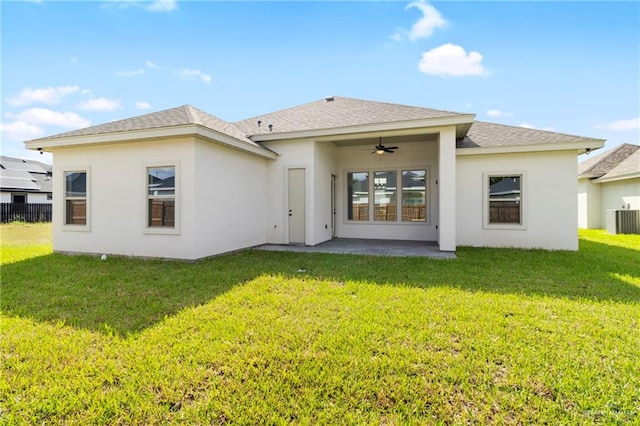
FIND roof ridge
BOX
[183,105,203,125]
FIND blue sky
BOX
[2,0,638,162]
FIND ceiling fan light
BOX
[376,149,385,155]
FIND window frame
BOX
[62,167,90,231]
[144,161,180,235]
[11,193,27,203]
[345,167,429,225]
[483,171,526,230]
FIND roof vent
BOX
[325,96,335,102]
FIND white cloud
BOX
[418,43,487,76]
[146,60,159,69]
[116,69,146,77]
[147,0,177,12]
[486,109,512,117]
[0,120,45,141]
[8,108,90,129]
[103,0,177,12]
[392,0,447,42]
[77,98,122,111]
[596,117,640,131]
[7,85,80,106]
[180,69,211,84]
[136,101,152,110]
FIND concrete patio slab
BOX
[255,239,456,259]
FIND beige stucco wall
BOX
[313,141,337,245]
[578,177,601,229]
[599,178,640,223]
[191,138,269,258]
[262,139,314,245]
[456,150,579,250]
[51,137,270,260]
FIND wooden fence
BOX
[0,203,52,223]
[489,204,520,224]
[351,204,426,222]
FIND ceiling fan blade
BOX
[386,146,399,150]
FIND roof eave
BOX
[592,172,640,183]
[25,124,277,160]
[456,139,605,156]
[248,114,476,142]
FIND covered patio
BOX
[255,238,456,259]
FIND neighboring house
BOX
[578,143,640,229]
[25,96,604,260]
[0,156,53,204]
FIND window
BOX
[374,171,397,221]
[147,166,175,228]
[12,193,27,203]
[346,168,428,224]
[65,171,87,225]
[402,170,426,222]
[488,175,522,225]
[348,172,369,221]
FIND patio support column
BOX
[438,127,456,251]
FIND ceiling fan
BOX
[371,139,398,155]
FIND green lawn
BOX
[1,224,639,424]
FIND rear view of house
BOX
[25,97,604,259]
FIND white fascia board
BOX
[592,172,640,183]
[249,114,476,142]
[25,124,277,160]
[456,139,605,156]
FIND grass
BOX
[1,223,639,424]
[0,221,52,264]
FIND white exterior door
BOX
[288,168,306,244]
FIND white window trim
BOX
[483,171,527,230]
[62,166,90,232]
[143,161,180,235]
[344,166,430,226]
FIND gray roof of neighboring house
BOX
[458,121,605,149]
[0,156,52,193]
[234,96,469,136]
[29,105,260,147]
[578,143,640,178]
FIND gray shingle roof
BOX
[578,143,639,178]
[603,149,640,179]
[0,156,52,192]
[29,105,259,147]
[26,97,605,154]
[234,96,468,136]
[458,121,604,149]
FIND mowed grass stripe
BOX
[1,224,639,424]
